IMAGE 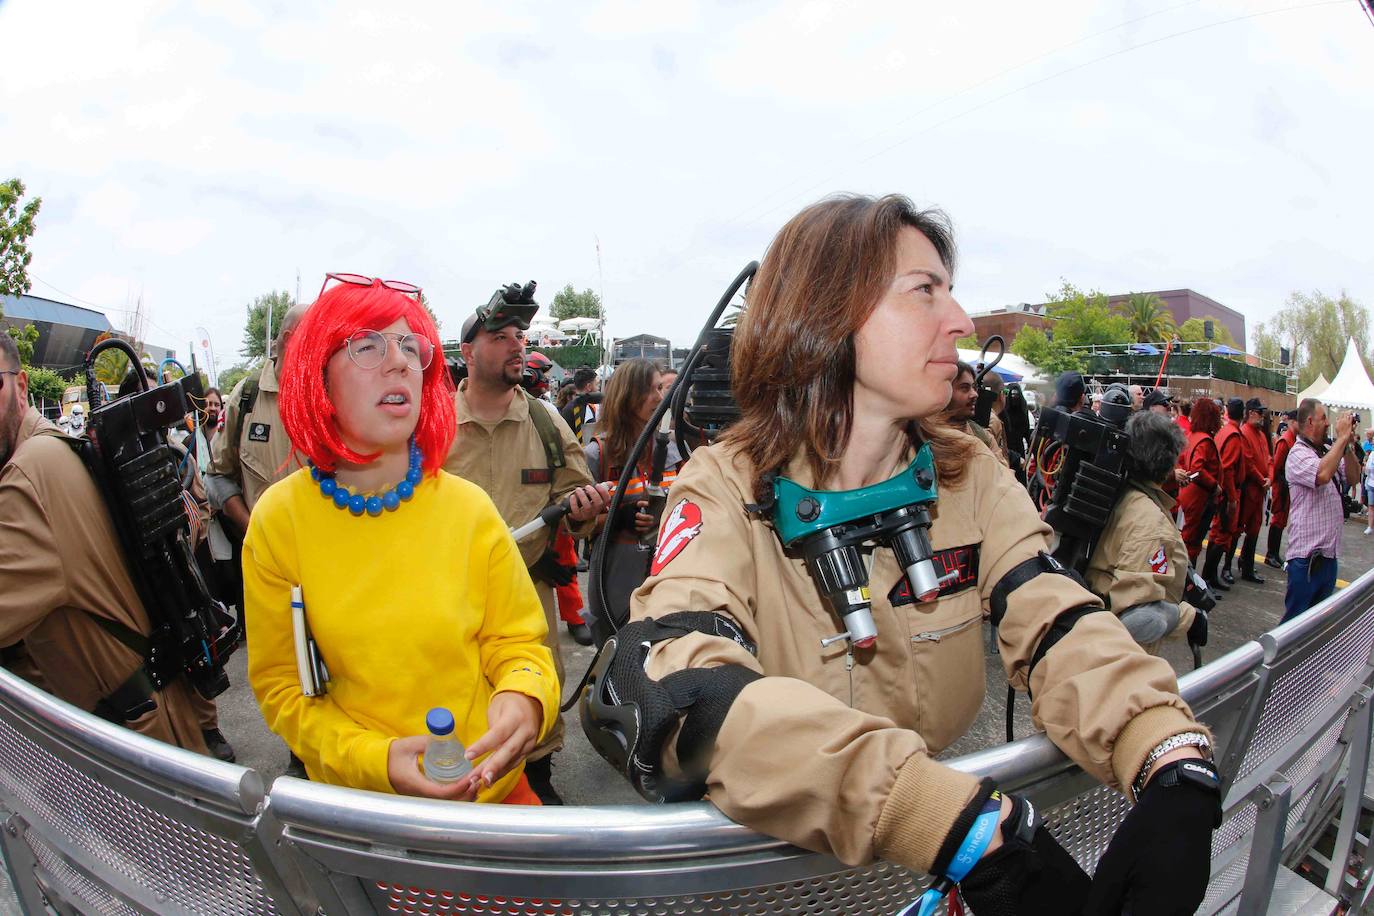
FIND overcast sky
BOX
[3,0,1371,377]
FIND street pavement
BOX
[214,514,1374,805]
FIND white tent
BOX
[558,317,601,333]
[1320,340,1374,410]
[1295,373,1330,402]
[955,349,1049,388]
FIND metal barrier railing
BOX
[1,568,1372,915]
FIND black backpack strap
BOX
[524,391,566,470]
[232,376,260,454]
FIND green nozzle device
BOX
[772,444,943,649]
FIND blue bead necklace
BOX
[310,440,423,517]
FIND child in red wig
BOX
[243,275,558,805]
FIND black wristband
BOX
[1141,758,1223,827]
[930,778,998,878]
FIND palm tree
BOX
[1117,292,1177,343]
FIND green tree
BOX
[1250,321,1282,365]
[218,363,252,393]
[0,178,41,299]
[6,322,38,365]
[1043,281,1133,348]
[1116,292,1176,343]
[1176,315,1237,349]
[25,366,66,404]
[1265,290,1370,389]
[1010,325,1082,374]
[956,332,980,349]
[550,284,603,322]
[240,291,294,360]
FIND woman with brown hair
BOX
[584,194,1218,915]
[584,358,680,623]
[1179,396,1224,570]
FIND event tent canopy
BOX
[1295,373,1330,402]
[956,349,1047,387]
[1209,344,1244,356]
[1319,339,1374,410]
[1129,343,1162,355]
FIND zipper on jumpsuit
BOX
[909,616,980,644]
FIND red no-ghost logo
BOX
[1149,545,1169,575]
[650,499,703,576]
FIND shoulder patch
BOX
[1149,545,1169,575]
[889,544,980,606]
[247,422,271,443]
[649,498,703,576]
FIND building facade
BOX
[968,304,1053,345]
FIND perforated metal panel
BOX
[364,861,933,916]
[1240,606,1374,779]
[0,713,280,915]
[1040,783,1133,874]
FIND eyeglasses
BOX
[341,330,435,371]
[318,272,423,301]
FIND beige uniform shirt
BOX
[635,441,1202,874]
[1085,482,1197,650]
[207,359,304,512]
[444,382,597,753]
[0,409,208,753]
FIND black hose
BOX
[86,338,146,409]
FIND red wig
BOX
[1189,395,1221,436]
[279,281,455,475]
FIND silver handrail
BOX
[0,567,1369,914]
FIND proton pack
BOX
[75,339,238,712]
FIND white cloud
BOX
[0,0,1369,362]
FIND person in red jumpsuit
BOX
[1236,397,1273,584]
[1206,398,1246,591]
[1266,411,1298,569]
[1178,396,1223,575]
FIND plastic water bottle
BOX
[422,707,472,783]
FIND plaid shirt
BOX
[1284,437,1348,561]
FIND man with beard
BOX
[445,286,610,804]
[942,361,1007,466]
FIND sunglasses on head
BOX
[318,272,423,301]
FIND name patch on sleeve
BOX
[888,544,980,606]
[522,468,553,485]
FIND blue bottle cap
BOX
[426,707,455,736]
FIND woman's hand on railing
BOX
[464,691,543,790]
[386,736,480,802]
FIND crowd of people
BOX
[7,191,1366,912]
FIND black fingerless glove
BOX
[1084,757,1222,916]
[529,548,576,587]
[613,499,646,533]
[957,792,1091,916]
[1188,608,1209,647]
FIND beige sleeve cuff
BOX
[873,752,982,874]
[1111,705,1211,802]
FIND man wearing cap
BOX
[1203,398,1245,591]
[1266,410,1299,568]
[1235,398,1272,584]
[1143,389,1189,496]
[444,283,611,804]
[1055,370,1090,416]
[1142,388,1171,414]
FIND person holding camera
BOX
[586,195,1219,915]
[1084,411,1208,655]
[1281,399,1362,622]
[443,283,610,804]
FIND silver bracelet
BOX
[1133,731,1212,798]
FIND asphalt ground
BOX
[213,514,1374,805]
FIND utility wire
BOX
[730,0,1356,231]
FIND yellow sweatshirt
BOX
[243,468,558,801]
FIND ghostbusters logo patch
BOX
[1149,545,1169,575]
[889,544,980,606]
[650,498,703,576]
[248,422,271,443]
